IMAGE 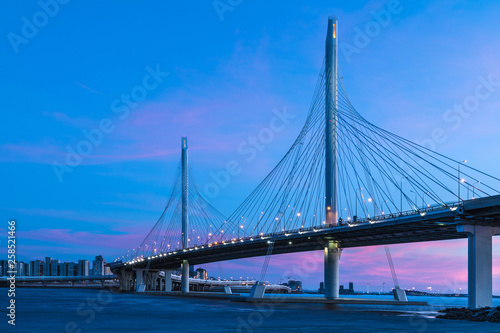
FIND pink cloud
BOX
[200,238,500,293]
[7,207,140,227]
[0,140,66,163]
[16,228,144,262]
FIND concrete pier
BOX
[181,260,189,293]
[164,270,173,292]
[457,224,500,308]
[135,268,145,292]
[324,240,341,299]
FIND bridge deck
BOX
[112,196,500,271]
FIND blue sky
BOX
[1,0,500,291]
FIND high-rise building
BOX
[60,263,68,276]
[30,260,44,276]
[319,282,325,294]
[92,255,104,276]
[77,260,90,276]
[24,262,31,276]
[66,262,77,276]
[348,282,354,294]
[189,265,197,278]
[15,262,25,276]
[51,260,61,276]
[45,257,53,276]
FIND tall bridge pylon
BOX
[324,16,341,300]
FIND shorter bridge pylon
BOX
[181,136,190,293]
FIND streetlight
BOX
[368,197,375,217]
[472,181,480,199]
[458,160,467,201]
[423,191,430,208]
[357,187,363,217]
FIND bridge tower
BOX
[181,136,190,293]
[324,16,341,300]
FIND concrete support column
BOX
[181,261,189,293]
[120,270,127,291]
[324,240,341,299]
[135,268,146,292]
[115,269,123,290]
[457,225,500,308]
[153,272,159,291]
[146,272,152,291]
[164,270,173,292]
[146,272,158,291]
[118,269,133,291]
[125,271,133,291]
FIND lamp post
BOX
[356,188,363,217]
[458,160,467,201]
[473,181,480,199]
[368,197,374,217]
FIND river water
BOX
[1,288,499,332]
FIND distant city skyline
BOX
[0,255,111,277]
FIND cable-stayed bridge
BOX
[110,17,500,308]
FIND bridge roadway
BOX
[112,195,500,271]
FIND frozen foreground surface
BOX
[1,288,499,332]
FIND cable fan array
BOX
[120,59,500,264]
[207,61,500,244]
[125,162,227,262]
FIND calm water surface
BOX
[1,288,499,332]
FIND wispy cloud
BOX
[74,81,106,96]
[43,110,96,128]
